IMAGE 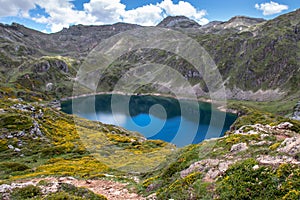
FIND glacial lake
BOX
[61,94,237,147]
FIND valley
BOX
[0,8,299,200]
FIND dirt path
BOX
[17,177,146,200]
[68,179,145,200]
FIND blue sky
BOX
[0,0,299,33]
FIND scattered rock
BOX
[56,60,68,73]
[252,141,272,146]
[12,176,146,200]
[17,141,23,146]
[46,83,54,91]
[34,61,50,73]
[17,131,25,137]
[146,183,161,193]
[257,155,300,165]
[292,101,300,121]
[10,103,35,112]
[252,165,259,170]
[206,168,220,179]
[66,176,77,181]
[230,143,248,153]
[146,193,157,200]
[260,134,269,139]
[180,158,238,182]
[218,161,232,173]
[277,136,300,155]
[47,100,61,110]
[7,135,13,139]
[180,159,219,178]
[275,122,293,130]
[32,109,44,119]
[132,176,140,183]
[30,121,43,136]
[234,123,297,139]
[0,184,11,193]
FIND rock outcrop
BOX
[292,101,300,120]
[157,16,201,28]
[199,16,265,33]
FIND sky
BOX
[0,0,299,33]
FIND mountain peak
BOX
[227,16,265,25]
[210,16,266,31]
[157,16,201,28]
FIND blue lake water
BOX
[61,94,237,147]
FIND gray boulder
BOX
[292,101,300,120]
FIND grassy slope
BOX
[137,106,300,199]
[1,98,299,199]
[0,99,174,182]
[194,9,300,94]
[0,10,299,105]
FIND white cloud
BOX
[159,0,208,24]
[122,4,163,26]
[0,0,35,17]
[83,0,125,23]
[0,0,209,32]
[255,1,288,16]
[83,0,209,26]
[32,0,97,32]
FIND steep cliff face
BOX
[0,22,140,58]
[49,23,141,56]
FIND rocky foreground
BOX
[0,99,299,199]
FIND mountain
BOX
[157,16,201,28]
[0,10,299,106]
[0,10,300,200]
[198,16,265,34]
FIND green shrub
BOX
[157,172,202,200]
[282,190,300,200]
[0,139,8,151]
[193,180,214,199]
[58,183,107,200]
[0,113,32,130]
[216,159,300,199]
[44,191,84,200]
[37,180,51,186]
[0,162,30,173]
[10,185,41,200]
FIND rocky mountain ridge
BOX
[0,9,299,104]
[157,16,201,28]
[198,16,265,34]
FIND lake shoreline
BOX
[61,92,238,147]
[60,91,238,114]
